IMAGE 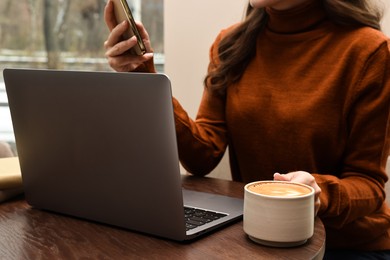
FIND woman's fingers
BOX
[104,0,117,31]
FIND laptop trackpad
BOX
[182,189,243,215]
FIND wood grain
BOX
[0,175,325,259]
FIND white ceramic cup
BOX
[243,181,315,247]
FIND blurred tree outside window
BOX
[0,0,164,148]
[0,0,164,72]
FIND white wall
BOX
[165,0,246,179]
[382,0,390,36]
[164,1,390,179]
[164,0,247,118]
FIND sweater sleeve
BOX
[314,40,390,229]
[173,31,229,176]
[132,58,157,73]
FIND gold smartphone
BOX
[112,0,147,55]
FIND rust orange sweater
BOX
[170,1,390,250]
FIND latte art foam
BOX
[248,182,311,197]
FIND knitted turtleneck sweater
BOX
[171,0,390,250]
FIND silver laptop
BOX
[3,68,243,241]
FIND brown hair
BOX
[205,0,384,94]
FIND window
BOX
[0,0,164,148]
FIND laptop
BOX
[3,68,243,241]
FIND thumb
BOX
[273,172,290,181]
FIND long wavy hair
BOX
[204,0,384,94]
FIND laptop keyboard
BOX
[184,206,228,231]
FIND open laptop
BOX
[3,68,243,241]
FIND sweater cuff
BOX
[133,58,156,73]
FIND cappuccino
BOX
[244,181,315,247]
[247,182,311,197]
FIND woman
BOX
[104,0,390,257]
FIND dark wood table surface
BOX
[0,175,325,259]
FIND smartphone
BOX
[112,0,147,55]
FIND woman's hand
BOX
[103,0,154,72]
[274,171,321,215]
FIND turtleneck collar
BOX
[265,0,327,34]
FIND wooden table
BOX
[0,175,325,259]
